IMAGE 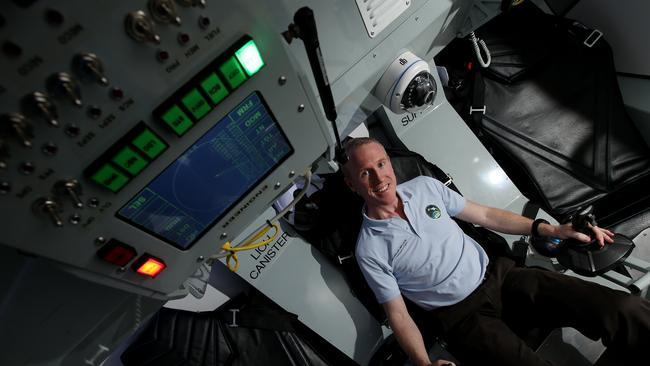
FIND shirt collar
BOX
[362,184,409,233]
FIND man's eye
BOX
[360,171,369,178]
[378,161,385,168]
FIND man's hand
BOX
[432,360,456,366]
[553,223,615,247]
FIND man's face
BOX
[344,142,398,208]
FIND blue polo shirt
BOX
[355,176,489,310]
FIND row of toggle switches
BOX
[32,178,84,227]
[125,0,208,45]
[1,53,109,148]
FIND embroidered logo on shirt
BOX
[425,204,441,219]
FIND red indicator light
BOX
[133,255,166,277]
[97,239,137,267]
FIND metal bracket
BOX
[442,173,453,187]
[469,105,486,114]
[227,308,239,327]
[337,254,353,264]
[584,29,603,48]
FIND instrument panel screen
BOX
[117,92,293,249]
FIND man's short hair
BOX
[341,137,383,177]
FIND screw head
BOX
[197,255,205,262]
[95,236,106,245]
[289,170,295,178]
[278,76,287,85]
[274,182,281,189]
[298,104,305,112]
[220,232,228,239]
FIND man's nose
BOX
[369,169,380,182]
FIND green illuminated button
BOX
[91,164,129,193]
[132,129,167,159]
[200,73,229,105]
[235,40,265,76]
[162,105,193,135]
[182,89,211,120]
[220,56,247,89]
[112,146,148,175]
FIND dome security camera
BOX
[374,51,437,114]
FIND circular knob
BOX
[53,179,84,208]
[148,0,182,25]
[73,53,109,86]
[32,197,64,227]
[124,10,161,44]
[401,71,437,111]
[1,113,34,148]
[22,91,59,127]
[47,72,83,107]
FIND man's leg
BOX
[444,310,553,366]
[501,266,650,357]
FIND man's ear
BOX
[343,177,356,193]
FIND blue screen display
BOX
[117,92,293,249]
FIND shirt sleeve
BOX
[356,253,401,304]
[430,177,466,217]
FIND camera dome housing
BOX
[374,51,437,114]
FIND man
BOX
[342,137,650,366]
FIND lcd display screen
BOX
[118,92,293,249]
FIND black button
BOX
[44,8,64,26]
[3,41,22,58]
[110,87,124,100]
[0,182,11,195]
[65,124,81,137]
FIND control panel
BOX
[0,0,329,296]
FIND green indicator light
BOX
[112,146,148,175]
[235,40,265,76]
[219,56,247,89]
[200,73,229,105]
[182,88,211,120]
[91,164,129,193]
[133,129,167,159]
[162,105,193,136]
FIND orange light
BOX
[135,257,166,277]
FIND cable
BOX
[222,223,279,272]
[469,31,491,68]
[210,168,313,271]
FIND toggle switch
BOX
[73,53,109,86]
[22,91,59,127]
[176,0,206,8]
[124,10,161,44]
[32,197,64,227]
[47,72,83,107]
[0,139,9,169]
[1,113,34,148]
[53,179,84,208]
[148,0,181,26]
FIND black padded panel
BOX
[471,3,650,219]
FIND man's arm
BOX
[383,296,455,366]
[455,200,613,246]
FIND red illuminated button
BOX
[97,239,137,267]
[132,254,166,278]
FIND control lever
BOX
[283,7,347,165]
[1,113,34,147]
[566,206,598,249]
[32,197,64,227]
[47,72,83,107]
[22,91,59,127]
[54,179,84,208]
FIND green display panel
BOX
[91,164,130,193]
[112,147,148,175]
[153,35,266,136]
[200,73,229,104]
[132,128,167,159]
[162,105,193,136]
[181,89,211,120]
